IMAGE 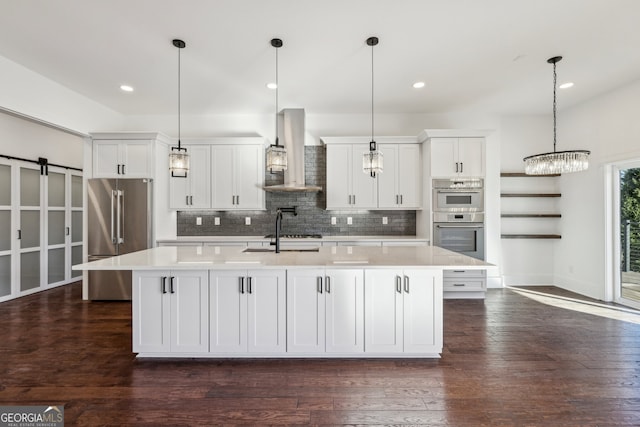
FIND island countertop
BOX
[73,245,490,271]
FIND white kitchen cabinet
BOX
[364,269,442,354]
[92,140,153,178]
[169,145,211,209]
[132,270,209,354]
[211,144,265,210]
[326,144,377,209]
[287,268,364,353]
[378,144,422,209]
[443,269,486,299]
[430,137,484,177]
[209,269,286,353]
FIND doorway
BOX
[614,164,640,309]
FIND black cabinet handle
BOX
[117,164,121,175]
[317,277,323,294]
[66,226,70,236]
[161,276,167,294]
[460,162,463,173]
[248,277,252,294]
[240,277,245,294]
[170,276,175,294]
[122,164,126,175]
[17,230,21,240]
[453,283,465,287]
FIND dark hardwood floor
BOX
[1,282,640,426]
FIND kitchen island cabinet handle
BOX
[170,276,175,294]
[161,276,167,294]
[317,277,323,294]
[248,277,252,294]
[239,277,244,294]
[404,276,409,293]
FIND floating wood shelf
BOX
[501,234,561,239]
[501,213,561,218]
[500,172,561,177]
[501,193,561,198]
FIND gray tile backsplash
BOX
[177,146,416,236]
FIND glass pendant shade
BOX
[266,144,287,172]
[524,150,589,175]
[363,146,383,177]
[169,147,189,177]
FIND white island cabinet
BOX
[132,270,209,354]
[209,269,286,353]
[76,245,490,358]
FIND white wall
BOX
[553,78,640,300]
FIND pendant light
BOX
[523,56,590,175]
[169,39,189,178]
[266,38,287,173]
[363,36,383,178]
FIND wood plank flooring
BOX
[1,282,640,426]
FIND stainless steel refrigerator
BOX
[87,178,153,300]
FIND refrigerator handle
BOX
[118,190,125,244]
[111,189,117,244]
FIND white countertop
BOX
[157,235,429,244]
[74,245,489,271]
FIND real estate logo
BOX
[0,405,63,427]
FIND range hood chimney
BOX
[264,108,322,192]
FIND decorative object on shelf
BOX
[523,56,590,175]
[169,39,189,178]
[266,38,287,173]
[362,36,383,178]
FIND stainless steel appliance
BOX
[433,212,484,260]
[433,178,483,212]
[87,178,152,300]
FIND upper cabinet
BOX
[429,137,485,178]
[377,144,422,209]
[323,137,421,210]
[169,144,211,209]
[92,140,153,178]
[325,143,377,209]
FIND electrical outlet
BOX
[331,217,337,225]
[245,217,251,225]
[214,217,220,226]
[347,217,352,225]
[382,217,388,225]
[196,217,202,226]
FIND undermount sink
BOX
[243,247,320,253]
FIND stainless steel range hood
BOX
[264,108,322,192]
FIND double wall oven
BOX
[432,179,485,260]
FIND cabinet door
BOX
[457,138,484,177]
[132,270,171,353]
[247,269,286,353]
[170,270,209,353]
[325,145,351,209]
[93,141,121,177]
[364,269,403,353]
[170,145,211,209]
[235,145,264,209]
[397,144,421,208]
[325,269,363,353]
[430,138,457,177]
[211,145,235,209]
[402,269,442,353]
[351,143,378,208]
[121,141,152,178]
[209,270,246,353]
[286,269,325,353]
[376,144,398,208]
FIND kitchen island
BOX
[74,245,489,358]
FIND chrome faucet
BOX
[272,207,297,253]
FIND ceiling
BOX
[1,0,639,117]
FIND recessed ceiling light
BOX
[559,82,574,89]
[120,85,134,92]
[266,82,277,90]
[412,81,425,89]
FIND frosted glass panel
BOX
[0,211,10,251]
[20,251,40,291]
[71,211,82,243]
[71,175,82,208]
[48,248,65,284]
[0,255,10,297]
[0,164,10,205]
[48,172,66,207]
[20,168,40,206]
[48,211,65,245]
[71,245,82,278]
[20,211,40,249]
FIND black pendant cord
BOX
[177,44,182,150]
[275,43,279,146]
[370,39,374,145]
[552,59,557,153]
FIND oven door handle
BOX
[436,190,481,194]
[435,224,484,228]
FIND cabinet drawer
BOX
[444,269,486,279]
[444,279,485,292]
